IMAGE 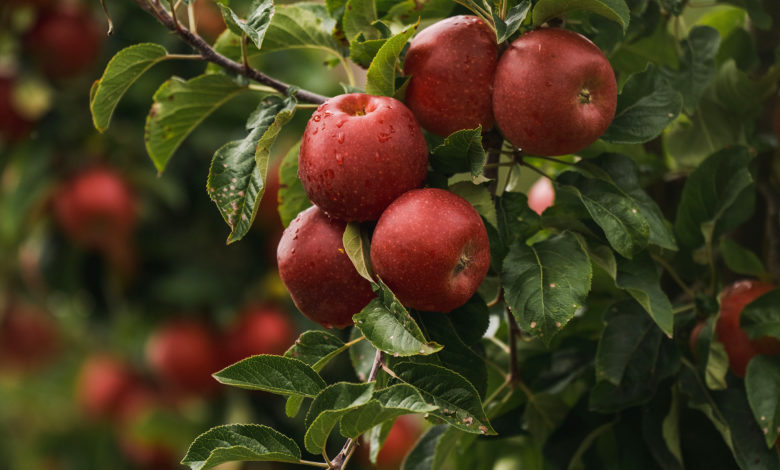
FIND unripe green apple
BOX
[277,206,376,328]
[493,28,617,156]
[403,15,498,137]
[298,93,428,221]
[715,280,780,377]
[370,188,490,312]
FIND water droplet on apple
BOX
[336,119,347,128]
[336,154,344,165]
[337,132,345,144]
[312,114,321,122]
[377,133,391,143]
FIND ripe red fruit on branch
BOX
[527,177,555,215]
[493,28,617,156]
[403,15,498,137]
[370,188,490,312]
[715,280,780,377]
[145,320,222,396]
[24,5,103,78]
[222,304,298,364]
[298,93,428,221]
[277,206,376,328]
[53,166,137,250]
[75,355,138,421]
[193,0,226,41]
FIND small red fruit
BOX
[298,93,428,221]
[223,304,298,364]
[193,0,226,41]
[370,188,490,312]
[403,15,498,137]
[376,415,423,470]
[0,303,60,371]
[277,206,376,328]
[145,320,222,396]
[493,28,617,156]
[75,355,137,421]
[527,177,555,215]
[715,280,780,377]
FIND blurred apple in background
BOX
[527,177,555,215]
[222,304,298,365]
[75,355,139,422]
[0,302,60,372]
[193,0,226,42]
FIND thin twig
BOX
[651,253,696,299]
[523,154,578,166]
[130,0,328,104]
[299,459,331,468]
[505,307,521,386]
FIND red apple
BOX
[493,28,617,156]
[222,304,298,364]
[0,75,36,143]
[527,177,555,215]
[257,157,284,230]
[24,5,103,78]
[358,415,423,470]
[193,0,226,41]
[52,166,137,251]
[403,15,498,137]
[0,303,60,371]
[145,320,222,396]
[370,188,490,312]
[277,206,376,328]
[75,355,138,421]
[298,93,428,221]
[716,280,780,377]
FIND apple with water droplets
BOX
[493,28,617,156]
[298,93,428,221]
[370,188,490,312]
[403,15,498,137]
[277,205,376,328]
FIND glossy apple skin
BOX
[0,304,60,371]
[145,320,222,396]
[298,94,428,221]
[75,355,138,421]
[493,28,617,156]
[370,188,490,312]
[0,76,35,142]
[403,15,498,137]
[716,280,780,377]
[53,166,137,250]
[24,6,102,78]
[223,305,298,364]
[527,177,555,215]
[277,206,376,328]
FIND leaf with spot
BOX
[181,424,300,470]
[502,231,592,345]
[213,354,326,397]
[745,356,780,448]
[303,382,375,454]
[207,95,296,244]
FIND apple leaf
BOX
[740,290,780,341]
[401,424,471,470]
[502,231,592,345]
[207,95,296,244]
[430,127,487,180]
[350,37,387,68]
[448,182,498,229]
[213,354,326,397]
[493,0,531,44]
[145,74,248,173]
[343,0,380,41]
[181,424,300,470]
[601,65,682,144]
[262,3,346,56]
[303,382,375,454]
[339,384,438,437]
[674,146,755,250]
[692,316,729,390]
[745,356,780,448]
[532,0,630,32]
[354,297,443,357]
[367,419,394,464]
[285,330,348,372]
[277,142,311,227]
[91,43,168,133]
[660,26,721,114]
[720,238,767,277]
[524,392,574,445]
[392,362,496,435]
[217,0,274,50]
[343,222,374,282]
[614,252,674,337]
[365,22,418,97]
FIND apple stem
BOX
[131,0,329,104]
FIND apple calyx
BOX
[578,88,592,104]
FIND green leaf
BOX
[303,382,375,454]
[349,326,379,381]
[694,317,729,390]
[430,127,486,180]
[557,171,650,259]
[642,387,684,470]
[496,191,542,245]
[502,231,592,345]
[674,146,755,249]
[660,26,721,114]
[350,37,387,68]
[213,355,326,396]
[447,294,490,346]
[720,238,767,277]
[277,142,311,227]
[448,182,498,229]
[524,393,572,444]
[354,298,443,357]
[745,356,780,447]
[493,1,531,43]
[181,424,300,470]
[343,222,374,282]
[145,74,247,173]
[365,22,418,97]
[262,3,347,56]
[207,96,296,244]
[393,362,496,435]
[532,0,631,31]
[90,43,168,132]
[339,384,438,437]
[614,252,674,336]
[601,65,682,144]
[217,0,274,50]
[402,425,466,470]
[284,330,348,371]
[741,290,780,341]
[343,0,379,41]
